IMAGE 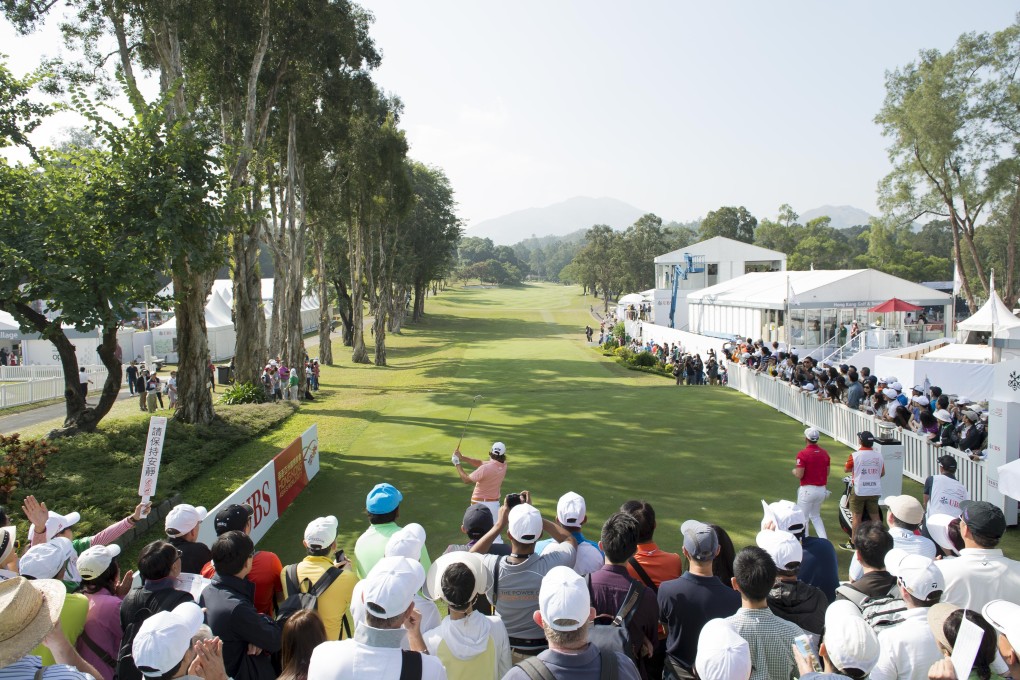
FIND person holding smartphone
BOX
[280,515,357,641]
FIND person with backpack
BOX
[278,515,357,642]
[116,541,195,680]
[201,531,281,680]
[757,529,828,637]
[870,550,944,680]
[308,556,447,680]
[837,522,897,602]
[588,512,658,679]
[502,566,640,680]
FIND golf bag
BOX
[837,475,876,539]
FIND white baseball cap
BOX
[423,551,492,605]
[27,511,81,542]
[572,542,606,577]
[885,375,899,383]
[385,523,426,559]
[824,601,880,674]
[77,544,122,581]
[361,556,425,619]
[891,382,903,391]
[508,503,543,544]
[556,492,586,528]
[982,600,1020,651]
[538,566,591,631]
[303,515,338,550]
[934,409,953,423]
[883,388,899,399]
[755,530,803,571]
[761,499,806,534]
[804,427,820,442]
[132,602,204,677]
[695,619,751,680]
[926,514,961,556]
[20,538,72,580]
[915,395,930,406]
[885,549,944,600]
[490,442,506,456]
[164,504,208,536]
[884,495,924,525]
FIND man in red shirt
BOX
[200,504,283,616]
[793,427,831,539]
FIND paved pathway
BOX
[0,388,135,435]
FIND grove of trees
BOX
[0,1,461,434]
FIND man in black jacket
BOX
[201,530,281,680]
[757,529,827,636]
[117,540,194,680]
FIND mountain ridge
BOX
[467,196,648,245]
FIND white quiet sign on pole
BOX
[138,416,168,512]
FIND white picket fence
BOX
[726,362,988,503]
[0,365,121,410]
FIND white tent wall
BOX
[625,320,731,357]
[23,337,100,366]
[874,352,996,400]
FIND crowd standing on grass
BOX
[2,430,1018,680]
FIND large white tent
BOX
[686,269,952,352]
[153,278,320,362]
[957,289,1020,338]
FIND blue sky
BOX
[3,3,1017,228]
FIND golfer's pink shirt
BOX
[469,460,506,501]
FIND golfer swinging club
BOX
[452,441,508,525]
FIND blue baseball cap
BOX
[367,483,403,514]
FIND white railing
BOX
[0,364,123,384]
[726,362,989,504]
[0,366,120,410]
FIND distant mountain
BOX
[467,196,647,245]
[800,205,873,230]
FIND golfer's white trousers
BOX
[797,485,829,539]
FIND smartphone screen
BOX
[794,634,821,672]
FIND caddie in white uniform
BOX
[923,454,968,521]
[842,430,884,550]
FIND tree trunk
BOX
[331,277,354,346]
[231,210,265,385]
[315,236,333,364]
[349,205,370,364]
[173,272,216,425]
[279,113,308,395]
[412,280,425,322]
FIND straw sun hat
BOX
[0,577,66,667]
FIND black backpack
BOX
[117,588,194,680]
[276,564,350,638]
[586,574,646,663]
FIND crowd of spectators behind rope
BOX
[2,428,1018,680]
[726,338,990,460]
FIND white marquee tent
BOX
[957,290,1020,338]
[686,269,952,352]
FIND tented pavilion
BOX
[686,269,951,355]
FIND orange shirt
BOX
[469,460,507,501]
[200,550,283,616]
[626,542,683,587]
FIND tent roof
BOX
[922,343,993,364]
[957,291,1020,335]
[0,310,19,331]
[654,236,787,265]
[686,269,952,310]
[617,293,646,305]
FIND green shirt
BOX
[353,522,431,579]
[33,593,88,666]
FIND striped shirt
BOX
[0,656,94,680]
[725,607,801,680]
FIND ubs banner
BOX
[198,424,321,546]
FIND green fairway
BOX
[252,282,1017,575]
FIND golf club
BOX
[456,395,483,449]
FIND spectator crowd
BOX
[1,431,1018,680]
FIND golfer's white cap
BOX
[165,504,208,536]
[885,548,944,600]
[304,515,338,550]
[490,442,506,456]
[77,544,121,581]
[133,602,204,677]
[361,556,425,618]
[804,427,820,442]
[695,619,751,680]
[508,503,543,543]
[538,566,590,631]
[556,492,586,528]
[755,530,802,571]
[385,523,426,559]
[982,600,1020,651]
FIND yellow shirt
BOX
[281,556,358,641]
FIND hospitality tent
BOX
[686,269,951,353]
[957,290,1020,339]
[0,311,20,351]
